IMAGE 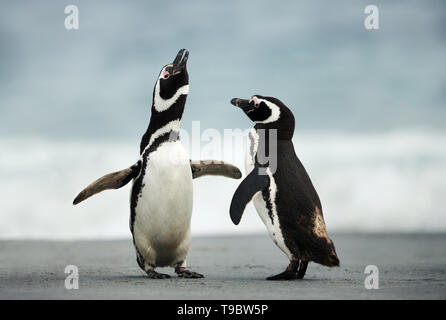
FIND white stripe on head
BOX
[154,66,189,112]
[255,98,281,124]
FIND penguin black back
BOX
[230,95,339,280]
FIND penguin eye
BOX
[162,69,170,80]
[249,98,260,108]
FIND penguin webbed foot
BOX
[266,269,298,281]
[266,260,308,281]
[175,267,204,279]
[145,269,171,279]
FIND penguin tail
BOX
[321,252,340,267]
[313,242,340,267]
[300,233,340,267]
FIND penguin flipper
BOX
[190,160,242,179]
[230,168,270,225]
[73,161,141,205]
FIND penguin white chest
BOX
[245,129,293,260]
[133,140,193,260]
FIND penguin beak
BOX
[230,98,255,114]
[172,49,189,74]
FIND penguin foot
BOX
[266,270,298,281]
[296,261,309,280]
[145,269,171,279]
[175,267,204,279]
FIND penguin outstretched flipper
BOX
[190,160,241,179]
[73,158,240,205]
[230,168,269,225]
[73,161,141,205]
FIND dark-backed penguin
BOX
[229,95,339,280]
[73,49,241,279]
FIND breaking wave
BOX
[0,129,445,239]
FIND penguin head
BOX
[230,95,295,136]
[153,49,189,112]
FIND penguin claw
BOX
[176,269,204,279]
[145,270,171,279]
[266,270,298,281]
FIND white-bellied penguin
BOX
[73,49,241,279]
[229,95,339,280]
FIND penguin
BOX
[73,49,241,279]
[229,95,339,280]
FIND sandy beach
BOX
[0,233,445,299]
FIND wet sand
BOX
[0,234,445,299]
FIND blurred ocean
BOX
[0,0,445,238]
[1,130,446,239]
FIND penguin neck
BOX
[139,116,182,155]
[254,123,294,140]
[148,114,182,133]
[139,96,186,154]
